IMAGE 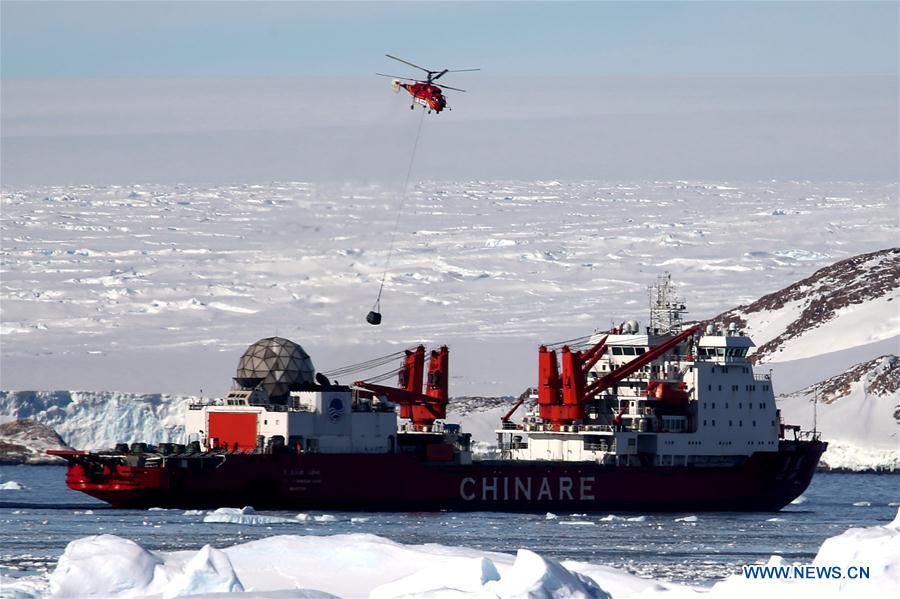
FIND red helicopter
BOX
[377,54,479,114]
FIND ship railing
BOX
[753,373,772,382]
[581,424,615,432]
[795,430,822,442]
[583,442,612,452]
[499,421,518,430]
[498,441,528,450]
[400,422,445,433]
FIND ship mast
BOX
[648,272,687,335]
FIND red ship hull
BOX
[53,440,825,512]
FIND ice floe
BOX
[23,508,899,598]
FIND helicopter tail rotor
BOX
[391,79,401,93]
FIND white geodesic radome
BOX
[235,337,315,399]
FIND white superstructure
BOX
[497,276,783,467]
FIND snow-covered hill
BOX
[777,355,899,472]
[0,419,71,464]
[711,248,899,364]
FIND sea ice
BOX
[485,549,611,599]
[0,480,24,490]
[675,515,698,523]
[202,507,296,526]
[29,508,900,598]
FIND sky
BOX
[1,1,898,184]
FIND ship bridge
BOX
[697,323,755,362]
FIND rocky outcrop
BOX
[0,419,71,464]
[709,248,899,363]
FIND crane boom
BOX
[584,325,699,400]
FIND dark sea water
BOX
[0,465,897,586]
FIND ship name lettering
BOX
[482,476,499,501]
[460,477,476,501]
[559,476,574,500]
[580,476,595,501]
[460,476,597,502]
[537,477,552,500]
[515,477,531,500]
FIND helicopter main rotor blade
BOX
[385,54,433,75]
[375,73,425,82]
[438,84,467,92]
[431,69,450,81]
[445,68,481,73]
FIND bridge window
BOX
[612,347,622,355]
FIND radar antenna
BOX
[648,272,687,335]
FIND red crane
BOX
[355,345,449,428]
[537,326,700,425]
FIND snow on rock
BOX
[203,507,297,526]
[777,355,899,472]
[0,418,71,464]
[711,248,899,364]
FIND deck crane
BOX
[538,325,700,426]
